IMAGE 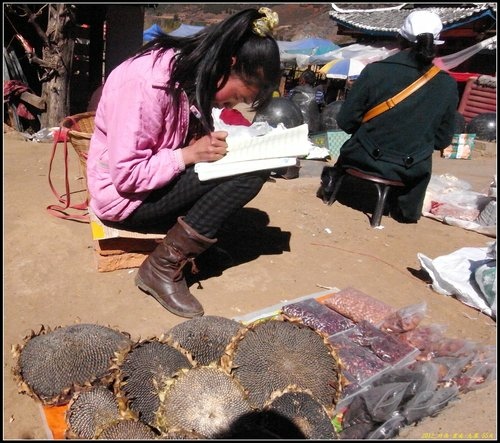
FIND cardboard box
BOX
[309,130,351,158]
[89,208,163,272]
[442,133,476,160]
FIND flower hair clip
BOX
[252,7,279,37]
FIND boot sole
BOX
[135,274,204,318]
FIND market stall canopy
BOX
[310,42,399,66]
[278,37,340,65]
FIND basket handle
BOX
[46,126,90,223]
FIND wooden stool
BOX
[326,168,405,228]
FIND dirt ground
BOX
[3,129,497,440]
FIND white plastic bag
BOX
[417,242,497,319]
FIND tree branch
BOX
[19,4,50,47]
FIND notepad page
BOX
[216,123,311,164]
[195,157,297,181]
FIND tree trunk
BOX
[40,4,75,127]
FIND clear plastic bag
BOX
[402,386,459,425]
[346,321,420,366]
[328,333,390,386]
[453,358,497,392]
[432,355,473,381]
[430,337,478,358]
[366,413,406,439]
[361,382,410,422]
[379,301,427,333]
[404,361,441,393]
[373,363,439,404]
[399,324,448,361]
[340,394,375,439]
[281,298,356,336]
[322,287,395,325]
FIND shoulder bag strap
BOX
[362,65,441,123]
[46,127,90,223]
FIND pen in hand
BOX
[188,104,228,163]
[190,104,213,139]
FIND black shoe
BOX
[390,207,418,224]
[318,166,341,202]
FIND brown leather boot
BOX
[135,217,217,318]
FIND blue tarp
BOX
[143,24,166,42]
[143,24,205,42]
[168,24,205,37]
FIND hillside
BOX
[144,3,355,44]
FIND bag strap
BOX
[362,65,441,123]
[46,126,90,223]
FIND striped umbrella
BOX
[319,58,367,79]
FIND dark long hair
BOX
[135,9,281,134]
[398,33,436,70]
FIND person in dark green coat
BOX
[321,10,458,223]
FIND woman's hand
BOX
[182,131,228,166]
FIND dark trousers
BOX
[116,166,269,238]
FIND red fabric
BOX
[220,108,251,126]
[3,79,36,119]
[446,71,480,82]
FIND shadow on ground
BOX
[316,173,393,224]
[187,207,291,285]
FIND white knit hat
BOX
[399,10,445,45]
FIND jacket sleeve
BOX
[433,78,460,150]
[98,58,186,195]
[336,70,372,134]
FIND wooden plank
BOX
[20,91,46,110]
[8,49,28,83]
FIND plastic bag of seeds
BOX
[378,301,427,333]
[321,287,396,325]
[328,333,390,386]
[281,298,356,337]
[345,321,420,367]
[361,381,411,422]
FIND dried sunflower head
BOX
[116,337,194,426]
[12,323,132,405]
[96,419,157,439]
[65,385,122,439]
[223,318,341,412]
[155,365,252,438]
[166,315,243,366]
[262,385,338,439]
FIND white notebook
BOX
[195,124,311,181]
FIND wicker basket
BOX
[60,111,96,180]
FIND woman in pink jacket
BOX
[87,8,281,318]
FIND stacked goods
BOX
[11,295,495,440]
[280,288,496,439]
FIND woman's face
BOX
[213,75,259,109]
